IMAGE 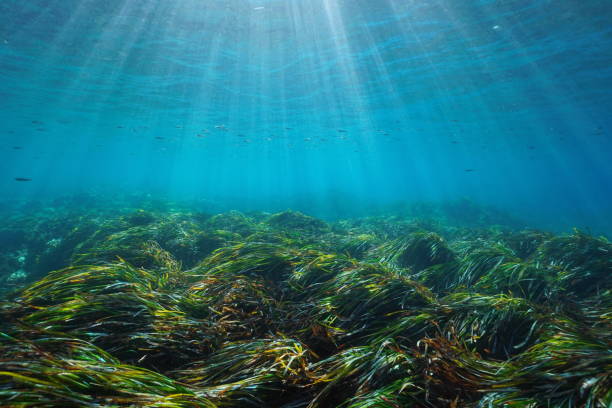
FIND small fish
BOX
[465,169,475,172]
[528,145,535,150]
[451,141,459,144]
[155,136,165,140]
[14,177,32,182]
[12,146,23,150]
[215,125,228,131]
[285,127,293,130]
[31,120,43,125]
[338,129,348,133]
[117,125,124,128]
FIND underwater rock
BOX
[0,252,21,281]
[30,221,101,279]
[0,228,26,250]
[6,269,27,283]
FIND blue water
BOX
[1,0,611,233]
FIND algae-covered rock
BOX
[29,219,102,279]
[0,228,26,250]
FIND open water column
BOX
[0,1,610,407]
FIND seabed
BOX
[0,196,610,407]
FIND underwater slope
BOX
[0,205,611,407]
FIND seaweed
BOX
[0,330,217,407]
[377,231,455,271]
[267,210,331,235]
[0,201,610,407]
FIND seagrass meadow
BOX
[0,198,610,407]
[2,0,612,406]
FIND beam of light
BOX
[0,0,610,229]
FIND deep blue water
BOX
[0,0,611,233]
